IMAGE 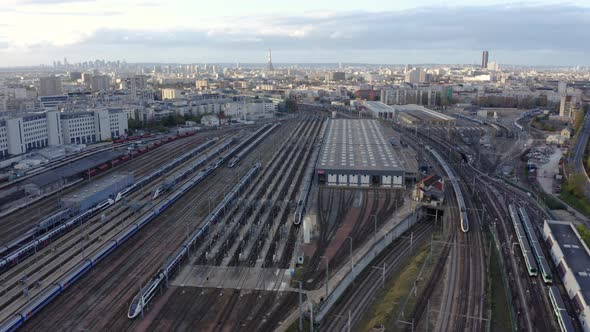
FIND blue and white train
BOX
[0,126,272,331]
[0,142,238,332]
[293,118,328,225]
[0,138,222,272]
[228,123,279,168]
[127,163,262,319]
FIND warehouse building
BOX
[61,173,133,211]
[364,101,396,120]
[316,119,404,187]
[543,220,590,331]
[393,104,456,127]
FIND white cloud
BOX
[1,3,590,65]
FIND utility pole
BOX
[298,280,303,331]
[370,262,386,289]
[310,301,314,332]
[347,237,354,277]
[321,256,329,299]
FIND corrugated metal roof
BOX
[318,119,402,173]
[26,150,124,188]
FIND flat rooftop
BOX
[364,101,395,113]
[547,221,590,304]
[62,172,133,204]
[318,119,403,173]
[394,104,455,122]
[25,150,124,188]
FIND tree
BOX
[564,173,586,198]
[574,107,586,133]
[285,99,298,113]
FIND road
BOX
[571,111,590,192]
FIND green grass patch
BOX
[357,236,442,331]
[285,317,312,332]
[538,191,566,210]
[489,246,513,331]
[576,224,590,248]
[561,190,590,217]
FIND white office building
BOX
[0,109,128,156]
[224,100,276,119]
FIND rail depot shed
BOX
[543,220,590,330]
[394,104,456,127]
[316,119,404,187]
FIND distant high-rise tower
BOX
[267,48,274,71]
[482,51,489,69]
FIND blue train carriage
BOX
[548,286,575,332]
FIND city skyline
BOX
[0,0,589,67]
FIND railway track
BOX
[0,132,220,245]
[20,120,297,330]
[0,137,237,322]
[188,117,317,267]
[405,122,560,331]
[322,221,433,331]
[398,124,488,332]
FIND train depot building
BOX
[316,119,404,187]
[543,220,590,330]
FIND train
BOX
[518,206,553,284]
[0,138,222,274]
[426,146,469,232]
[0,152,230,332]
[113,132,154,144]
[84,131,199,179]
[293,118,328,225]
[128,162,262,319]
[0,125,273,330]
[228,123,278,168]
[508,204,538,277]
[0,199,115,273]
[548,286,575,332]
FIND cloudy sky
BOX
[0,0,589,66]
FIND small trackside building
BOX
[316,119,404,188]
[543,220,590,331]
[364,101,396,120]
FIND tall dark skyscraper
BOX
[482,50,489,68]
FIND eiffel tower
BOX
[267,48,274,71]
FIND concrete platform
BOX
[172,265,293,291]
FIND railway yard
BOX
[0,109,583,332]
[399,121,567,332]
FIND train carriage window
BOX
[557,261,567,278]
[545,236,554,249]
[573,293,584,313]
